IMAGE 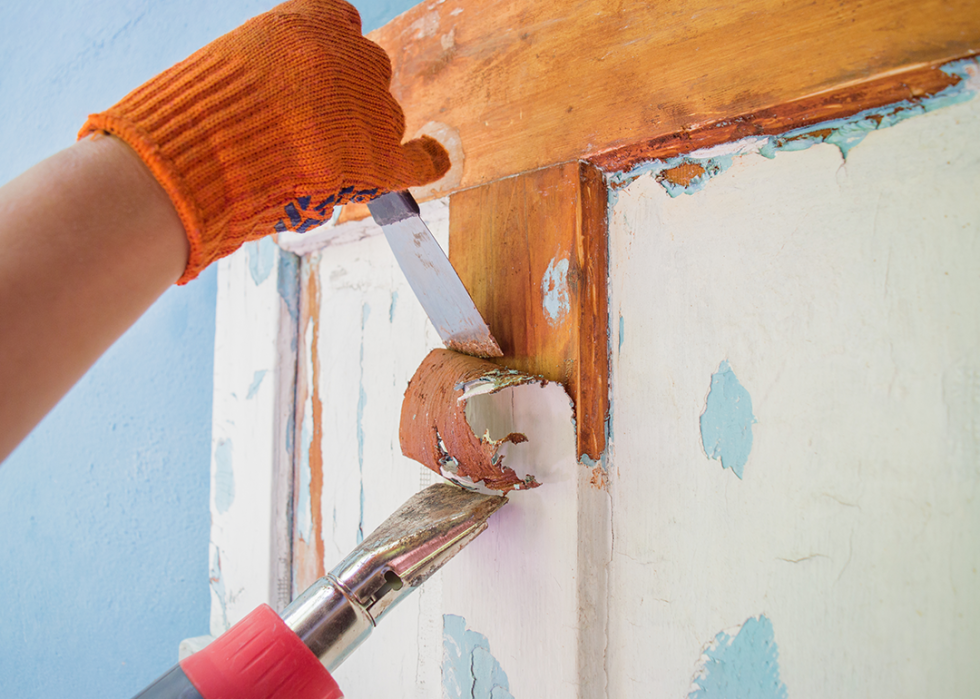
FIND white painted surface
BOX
[215,88,980,699]
[295,202,444,696]
[294,199,608,698]
[607,96,980,697]
[208,239,297,634]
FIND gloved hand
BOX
[78,0,450,284]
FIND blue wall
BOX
[0,1,418,696]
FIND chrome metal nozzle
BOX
[281,482,507,671]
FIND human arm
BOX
[0,0,448,464]
[0,135,188,463]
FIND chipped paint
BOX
[541,255,571,325]
[296,396,314,544]
[213,439,234,514]
[443,614,515,699]
[209,547,230,632]
[689,615,787,699]
[305,267,327,578]
[700,360,756,479]
[401,350,544,492]
[277,249,301,326]
[608,57,980,199]
[245,369,267,400]
[356,303,371,544]
[389,290,399,323]
[247,237,276,286]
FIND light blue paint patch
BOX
[541,256,571,325]
[700,361,756,479]
[213,439,235,514]
[618,313,625,352]
[389,290,399,323]
[443,614,515,699]
[579,452,609,472]
[296,402,314,542]
[247,237,276,286]
[760,58,980,161]
[608,57,980,196]
[356,303,371,544]
[277,249,301,325]
[246,369,268,400]
[689,615,787,699]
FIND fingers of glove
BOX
[394,136,453,188]
[278,0,364,32]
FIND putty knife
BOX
[368,191,502,358]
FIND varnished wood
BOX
[449,162,608,462]
[589,61,965,173]
[367,0,979,196]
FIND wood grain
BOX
[590,61,965,172]
[368,0,979,195]
[449,162,608,462]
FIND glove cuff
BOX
[79,48,286,283]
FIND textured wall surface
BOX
[0,1,419,697]
[607,88,980,698]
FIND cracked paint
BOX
[689,615,787,699]
[401,350,544,492]
[443,614,515,699]
[607,57,980,200]
[293,262,327,594]
[700,360,756,479]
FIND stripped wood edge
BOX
[314,56,977,229]
[367,0,980,195]
[448,162,609,465]
[587,57,974,173]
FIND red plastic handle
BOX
[180,604,343,699]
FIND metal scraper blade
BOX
[368,191,502,358]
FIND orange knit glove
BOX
[78,0,450,284]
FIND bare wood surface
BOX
[449,162,608,462]
[368,0,979,196]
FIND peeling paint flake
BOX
[700,360,756,479]
[689,615,787,699]
[443,614,515,699]
[401,350,544,492]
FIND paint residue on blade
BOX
[401,349,543,492]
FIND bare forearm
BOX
[0,135,188,463]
